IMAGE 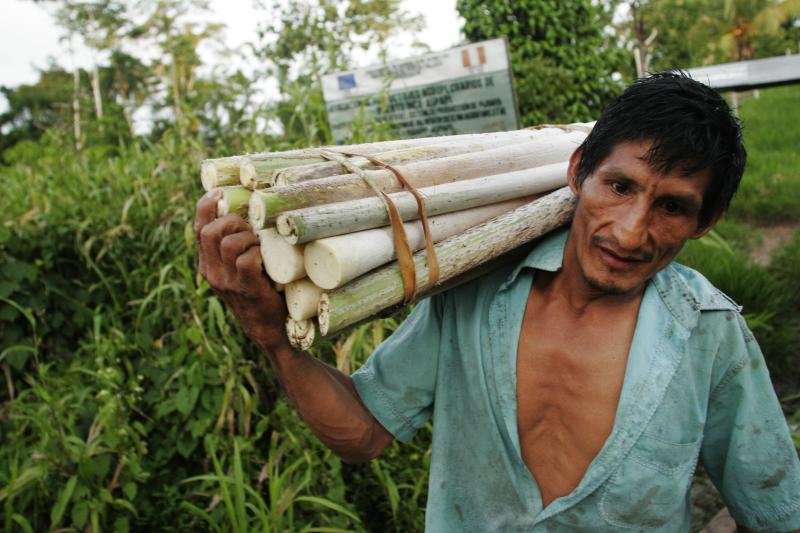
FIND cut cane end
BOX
[317,294,330,336]
[275,214,298,243]
[285,279,322,321]
[216,197,229,217]
[258,228,306,284]
[201,161,218,191]
[286,317,316,351]
[304,242,343,290]
[249,192,266,230]
[240,158,256,188]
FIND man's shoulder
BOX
[659,261,742,313]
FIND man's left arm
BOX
[700,314,800,532]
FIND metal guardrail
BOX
[686,54,800,92]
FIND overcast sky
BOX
[0,0,464,89]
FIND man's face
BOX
[565,140,719,296]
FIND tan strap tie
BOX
[319,150,440,304]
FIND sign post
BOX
[322,38,519,144]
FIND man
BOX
[196,72,800,531]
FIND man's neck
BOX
[550,233,647,314]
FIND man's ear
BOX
[567,147,582,195]
[691,210,725,240]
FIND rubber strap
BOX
[319,150,423,303]
[357,154,440,290]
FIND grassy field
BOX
[730,86,800,222]
[0,85,798,532]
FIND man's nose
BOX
[612,203,650,251]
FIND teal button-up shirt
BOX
[352,228,800,532]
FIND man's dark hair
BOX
[576,71,746,227]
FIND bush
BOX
[0,129,433,531]
[677,231,798,374]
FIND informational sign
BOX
[321,38,519,144]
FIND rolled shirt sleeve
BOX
[700,316,800,531]
[351,295,443,442]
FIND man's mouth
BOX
[593,239,653,270]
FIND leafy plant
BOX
[457,0,629,125]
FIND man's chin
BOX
[586,277,630,295]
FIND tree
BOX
[0,67,75,157]
[55,1,129,122]
[622,0,709,71]
[253,0,423,146]
[457,0,629,126]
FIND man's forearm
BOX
[262,339,393,463]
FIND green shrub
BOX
[677,231,798,371]
[0,129,423,531]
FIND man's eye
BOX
[610,182,629,195]
[663,201,684,215]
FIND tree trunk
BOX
[72,67,82,151]
[91,63,104,121]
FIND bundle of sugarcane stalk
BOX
[201,123,592,350]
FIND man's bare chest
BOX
[515,292,639,505]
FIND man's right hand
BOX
[194,189,288,352]
[194,188,393,462]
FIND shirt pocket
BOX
[600,432,702,530]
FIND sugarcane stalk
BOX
[285,317,318,351]
[317,187,577,336]
[240,156,335,189]
[249,132,586,229]
[202,157,243,190]
[273,128,567,187]
[216,186,252,217]
[257,229,306,284]
[304,197,535,290]
[214,132,528,190]
[285,278,324,320]
[277,161,568,244]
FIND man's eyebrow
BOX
[661,193,703,212]
[599,168,639,185]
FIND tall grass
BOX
[0,123,433,531]
[732,85,800,222]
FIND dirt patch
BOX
[750,222,800,266]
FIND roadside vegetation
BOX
[1,1,798,531]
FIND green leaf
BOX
[50,475,79,529]
[1,260,36,283]
[71,501,89,529]
[186,324,202,345]
[0,464,45,501]
[114,516,130,533]
[296,496,362,523]
[80,453,111,480]
[11,514,34,533]
[176,433,199,458]
[175,386,200,416]
[0,281,16,299]
[1,345,35,370]
[122,481,138,500]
